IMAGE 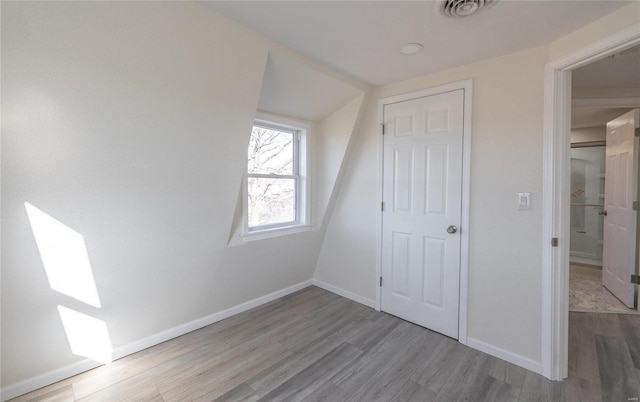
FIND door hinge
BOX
[635,127,640,137]
[633,201,639,211]
[381,201,384,212]
[381,123,385,135]
[631,275,640,285]
[551,237,559,247]
[380,277,383,287]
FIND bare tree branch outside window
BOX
[247,126,297,227]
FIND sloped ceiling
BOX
[257,51,363,122]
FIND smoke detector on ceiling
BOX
[435,0,495,18]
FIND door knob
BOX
[447,225,458,234]
[598,210,607,216]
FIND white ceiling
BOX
[571,107,633,128]
[571,45,640,128]
[202,0,632,86]
[573,45,640,90]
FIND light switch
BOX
[517,192,532,210]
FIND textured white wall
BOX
[315,0,640,369]
[315,46,549,363]
[314,94,366,227]
[0,1,359,390]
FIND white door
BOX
[381,89,464,339]
[602,109,639,308]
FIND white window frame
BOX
[241,113,311,241]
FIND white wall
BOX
[314,94,366,227]
[1,2,364,394]
[315,45,549,364]
[5,0,639,394]
[315,0,640,374]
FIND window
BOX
[244,117,309,237]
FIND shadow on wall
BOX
[25,202,113,364]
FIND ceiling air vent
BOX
[435,0,494,18]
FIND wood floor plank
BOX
[489,358,526,389]
[390,380,436,402]
[345,330,441,401]
[431,348,493,401]
[247,311,371,396]
[276,298,370,351]
[79,288,330,398]
[409,336,466,393]
[595,334,640,401]
[561,375,602,402]
[300,380,348,402]
[10,384,75,402]
[570,313,601,385]
[257,343,363,402]
[467,375,521,402]
[345,313,402,352]
[9,289,640,402]
[213,383,260,402]
[620,314,640,369]
[567,312,580,376]
[518,371,553,402]
[159,336,288,400]
[79,384,164,402]
[330,321,423,395]
[73,287,334,399]
[592,312,624,339]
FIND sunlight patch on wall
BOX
[25,202,113,364]
[57,306,113,364]
[25,202,102,308]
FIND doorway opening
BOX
[569,51,640,315]
[543,26,640,381]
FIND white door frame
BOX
[542,23,640,381]
[375,79,472,345]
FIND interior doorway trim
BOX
[375,79,472,345]
[542,23,640,381]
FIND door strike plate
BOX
[632,275,640,285]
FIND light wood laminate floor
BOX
[10,286,640,401]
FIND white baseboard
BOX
[312,279,375,308]
[466,337,544,376]
[1,279,314,402]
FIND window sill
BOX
[240,224,313,242]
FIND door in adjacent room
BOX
[602,108,639,308]
[381,89,464,339]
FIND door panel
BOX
[393,149,414,212]
[381,89,464,338]
[602,109,639,308]
[425,145,449,215]
[422,236,445,307]
[391,232,411,298]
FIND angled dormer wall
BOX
[1,2,367,397]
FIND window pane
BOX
[248,126,294,175]
[247,177,296,227]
